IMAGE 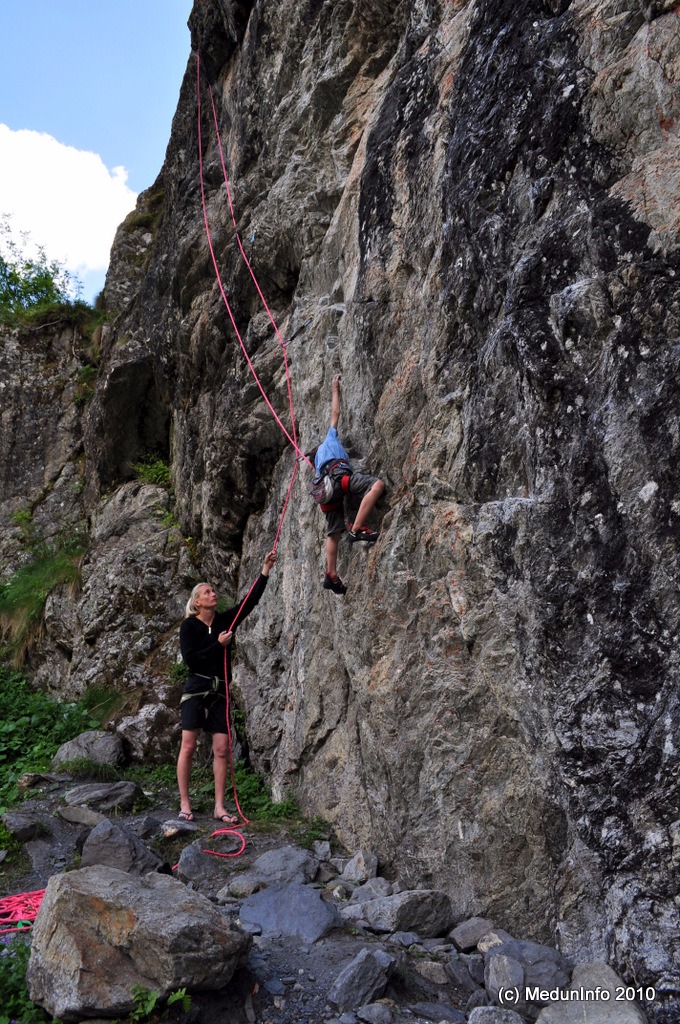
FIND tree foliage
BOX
[0,217,81,326]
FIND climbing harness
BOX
[0,889,45,935]
[179,674,225,704]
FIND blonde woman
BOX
[177,550,276,822]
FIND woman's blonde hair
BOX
[186,582,210,617]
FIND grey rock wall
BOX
[2,1,678,1019]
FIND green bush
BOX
[0,935,58,1023]
[0,667,95,811]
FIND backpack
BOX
[310,459,352,512]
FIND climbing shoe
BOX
[348,526,379,544]
[323,573,347,595]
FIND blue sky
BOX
[0,1,194,301]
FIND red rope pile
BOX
[0,889,45,935]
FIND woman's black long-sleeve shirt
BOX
[179,574,269,694]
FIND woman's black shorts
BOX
[180,688,228,733]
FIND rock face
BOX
[1,2,679,1021]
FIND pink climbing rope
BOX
[202,825,247,860]
[207,78,300,461]
[0,889,45,934]
[196,52,312,469]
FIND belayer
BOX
[310,373,384,594]
[176,550,277,823]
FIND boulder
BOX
[468,1009,526,1023]
[408,1002,466,1022]
[445,955,482,994]
[216,844,321,899]
[63,781,142,813]
[348,877,394,904]
[239,882,341,943]
[0,810,46,842]
[485,954,525,1013]
[328,948,396,1012]
[535,962,648,1023]
[450,917,497,951]
[414,959,449,985]
[52,730,123,768]
[357,1002,394,1024]
[247,844,319,884]
[312,840,332,861]
[484,937,571,1008]
[58,806,107,828]
[340,890,453,937]
[79,819,169,875]
[115,704,179,763]
[176,836,246,893]
[341,851,379,883]
[26,865,251,1021]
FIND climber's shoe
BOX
[348,526,379,544]
[323,573,347,595]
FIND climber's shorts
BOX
[324,471,378,536]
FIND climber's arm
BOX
[330,373,341,430]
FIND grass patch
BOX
[232,763,298,821]
[55,758,121,782]
[79,683,129,727]
[122,184,166,236]
[127,757,298,823]
[0,538,85,665]
[126,761,178,791]
[185,760,298,821]
[289,815,332,849]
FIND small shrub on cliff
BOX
[131,456,172,488]
[0,537,85,665]
[11,508,35,547]
[74,363,98,406]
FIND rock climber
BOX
[312,373,384,595]
[176,549,276,822]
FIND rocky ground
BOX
[1,769,475,1024]
[0,757,652,1024]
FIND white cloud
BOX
[0,124,137,291]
